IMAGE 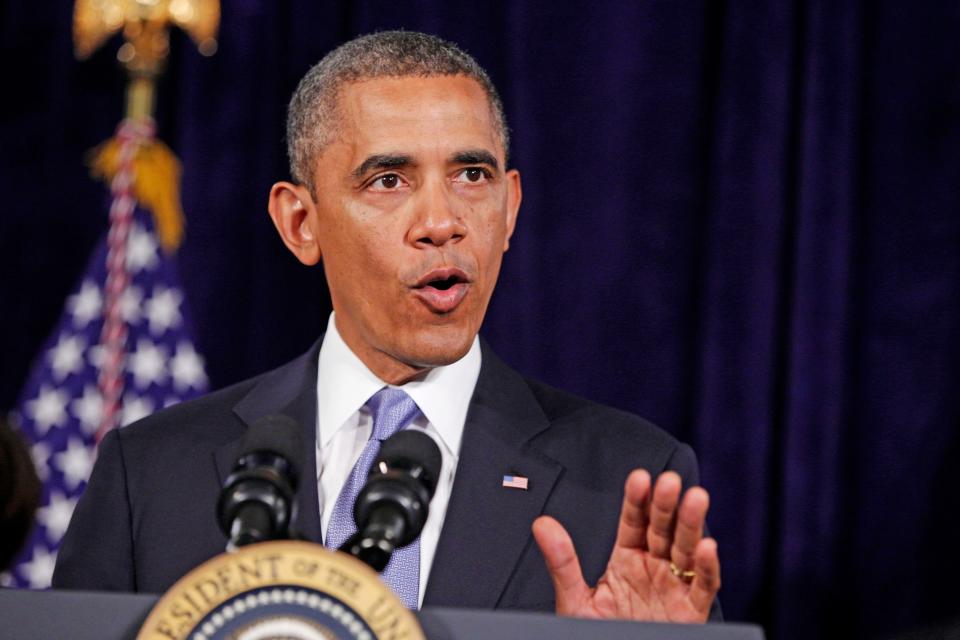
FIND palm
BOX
[532,469,720,624]
[577,547,707,622]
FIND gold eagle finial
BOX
[74,0,219,68]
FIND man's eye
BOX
[454,167,490,184]
[371,174,403,190]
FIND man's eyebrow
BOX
[351,154,413,179]
[451,149,499,171]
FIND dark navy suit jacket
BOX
[53,338,716,616]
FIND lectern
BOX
[0,589,765,640]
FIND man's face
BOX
[286,75,521,382]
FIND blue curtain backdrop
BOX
[2,2,958,638]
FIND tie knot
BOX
[365,387,420,442]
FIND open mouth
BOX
[413,268,471,313]
[424,274,464,291]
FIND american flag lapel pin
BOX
[502,474,529,490]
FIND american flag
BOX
[502,475,529,490]
[3,207,208,589]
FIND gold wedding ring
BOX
[669,562,697,583]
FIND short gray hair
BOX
[286,30,510,192]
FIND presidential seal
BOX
[137,541,425,640]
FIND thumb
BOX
[532,515,590,615]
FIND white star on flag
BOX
[71,385,104,436]
[127,339,169,388]
[37,492,79,543]
[47,334,87,381]
[66,280,102,328]
[24,386,69,435]
[119,285,144,323]
[126,224,159,273]
[120,393,155,427]
[144,286,183,335]
[31,442,51,482]
[87,344,108,369]
[53,438,96,490]
[171,341,208,391]
[19,547,57,589]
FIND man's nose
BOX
[408,179,467,247]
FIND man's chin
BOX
[395,329,476,369]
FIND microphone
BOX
[217,415,302,550]
[340,429,442,571]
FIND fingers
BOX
[670,487,709,571]
[688,537,721,615]
[646,471,681,559]
[532,515,590,615]
[614,469,652,550]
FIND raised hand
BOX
[532,469,720,622]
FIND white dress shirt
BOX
[315,313,480,608]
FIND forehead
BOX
[329,75,503,164]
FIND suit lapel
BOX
[213,339,324,544]
[423,343,563,608]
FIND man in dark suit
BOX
[54,31,721,623]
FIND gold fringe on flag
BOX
[88,135,185,252]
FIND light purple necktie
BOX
[325,387,422,609]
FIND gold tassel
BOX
[88,136,185,252]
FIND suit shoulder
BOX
[115,373,265,450]
[524,376,678,445]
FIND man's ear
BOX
[267,181,322,266]
[503,168,522,251]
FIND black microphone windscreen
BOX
[240,415,303,477]
[376,429,442,487]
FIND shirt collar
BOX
[316,313,480,457]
